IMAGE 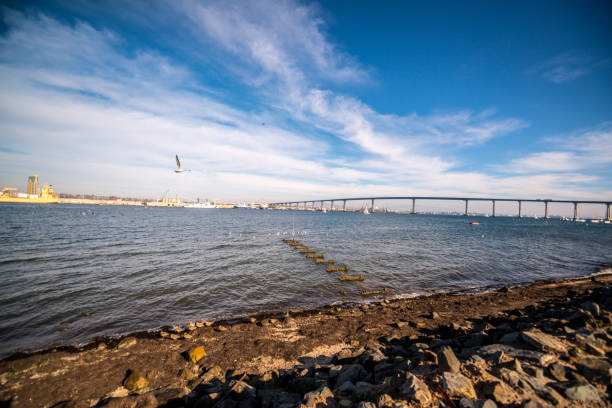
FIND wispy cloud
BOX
[528,51,606,84]
[0,4,608,202]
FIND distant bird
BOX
[174,154,190,173]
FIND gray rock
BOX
[574,357,612,380]
[336,364,368,387]
[442,372,477,399]
[337,381,356,394]
[288,376,319,394]
[301,385,334,408]
[459,398,497,408]
[481,381,517,405]
[535,386,566,407]
[499,331,520,345]
[356,402,376,408]
[462,332,489,348]
[401,373,432,405]
[476,344,556,365]
[580,302,600,317]
[564,384,601,402]
[259,390,301,408]
[521,328,568,355]
[547,363,568,382]
[438,346,461,373]
[373,362,396,383]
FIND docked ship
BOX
[0,175,59,204]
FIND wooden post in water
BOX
[545,201,549,219]
[464,200,469,216]
[412,198,416,214]
[518,200,522,218]
[492,200,496,217]
[607,203,611,221]
[343,200,347,212]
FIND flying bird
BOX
[174,154,190,173]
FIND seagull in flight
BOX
[174,154,190,173]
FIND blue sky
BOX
[0,0,611,206]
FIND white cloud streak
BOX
[0,4,609,203]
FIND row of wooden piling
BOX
[282,238,388,296]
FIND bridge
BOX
[270,196,612,220]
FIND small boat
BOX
[469,222,480,225]
[185,201,215,208]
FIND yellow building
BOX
[1,175,59,204]
[27,175,38,196]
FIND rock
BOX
[423,350,438,363]
[481,381,517,405]
[373,362,396,382]
[102,394,158,408]
[476,344,555,365]
[568,371,589,385]
[338,400,352,408]
[179,366,197,380]
[338,381,356,393]
[462,332,488,348]
[301,385,334,408]
[459,398,497,408]
[535,386,566,407]
[123,369,148,392]
[574,357,612,380]
[521,328,568,355]
[201,366,225,383]
[499,331,520,345]
[442,372,477,399]
[564,384,601,402]
[188,346,207,363]
[154,385,189,406]
[117,337,137,349]
[230,381,256,400]
[430,311,440,319]
[354,381,374,399]
[335,347,365,363]
[356,402,376,408]
[336,364,368,387]
[169,334,180,340]
[580,302,600,317]
[547,363,568,382]
[289,376,319,394]
[401,373,432,405]
[438,346,461,373]
[376,394,394,407]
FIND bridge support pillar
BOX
[412,198,416,214]
[343,200,347,212]
[465,200,469,216]
[607,203,611,221]
[518,201,522,218]
[492,200,496,217]
[371,199,375,213]
[330,200,334,211]
[573,202,578,221]
[545,201,549,219]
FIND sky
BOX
[0,0,611,210]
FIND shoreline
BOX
[3,269,611,362]
[1,273,611,407]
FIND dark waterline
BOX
[0,203,611,357]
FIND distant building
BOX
[27,175,38,196]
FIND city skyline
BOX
[1,1,611,204]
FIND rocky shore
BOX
[1,274,611,408]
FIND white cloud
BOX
[0,5,608,204]
[528,52,606,84]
